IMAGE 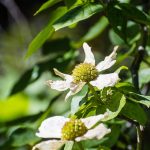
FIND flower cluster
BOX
[33,114,110,150]
[46,43,119,101]
[33,43,119,150]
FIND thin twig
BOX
[119,115,143,150]
[136,125,143,150]
[130,0,149,149]
[131,45,146,92]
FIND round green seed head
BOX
[61,119,87,140]
[72,63,98,83]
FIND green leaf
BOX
[115,66,128,74]
[121,101,147,125]
[98,146,111,150]
[107,3,127,42]
[119,3,150,25]
[126,23,141,44]
[128,92,150,108]
[139,68,150,86]
[64,141,74,150]
[72,143,83,150]
[53,3,103,31]
[82,16,109,42]
[71,85,88,115]
[13,50,76,95]
[26,7,67,58]
[97,90,126,121]
[64,0,76,8]
[64,0,83,9]
[102,93,126,121]
[74,98,97,118]
[10,67,39,95]
[26,25,54,58]
[116,82,150,108]
[103,125,121,147]
[42,37,71,55]
[109,22,141,45]
[0,93,29,122]
[109,29,124,45]
[116,82,137,93]
[34,0,62,15]
[11,128,39,147]
[82,138,107,149]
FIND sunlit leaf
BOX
[53,3,103,30]
[101,92,126,121]
[64,0,83,9]
[0,93,29,122]
[34,0,62,15]
[25,25,54,59]
[96,90,126,121]
[115,66,128,74]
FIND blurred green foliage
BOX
[0,0,150,150]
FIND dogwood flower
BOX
[46,43,119,100]
[33,113,110,150]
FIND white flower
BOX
[46,43,120,100]
[33,114,110,150]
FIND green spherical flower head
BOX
[72,63,98,83]
[61,119,87,140]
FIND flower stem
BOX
[119,115,143,150]
[78,142,84,150]
[87,83,100,101]
[136,125,142,150]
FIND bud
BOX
[100,87,114,104]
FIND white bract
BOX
[32,140,66,150]
[46,43,119,100]
[33,114,111,150]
